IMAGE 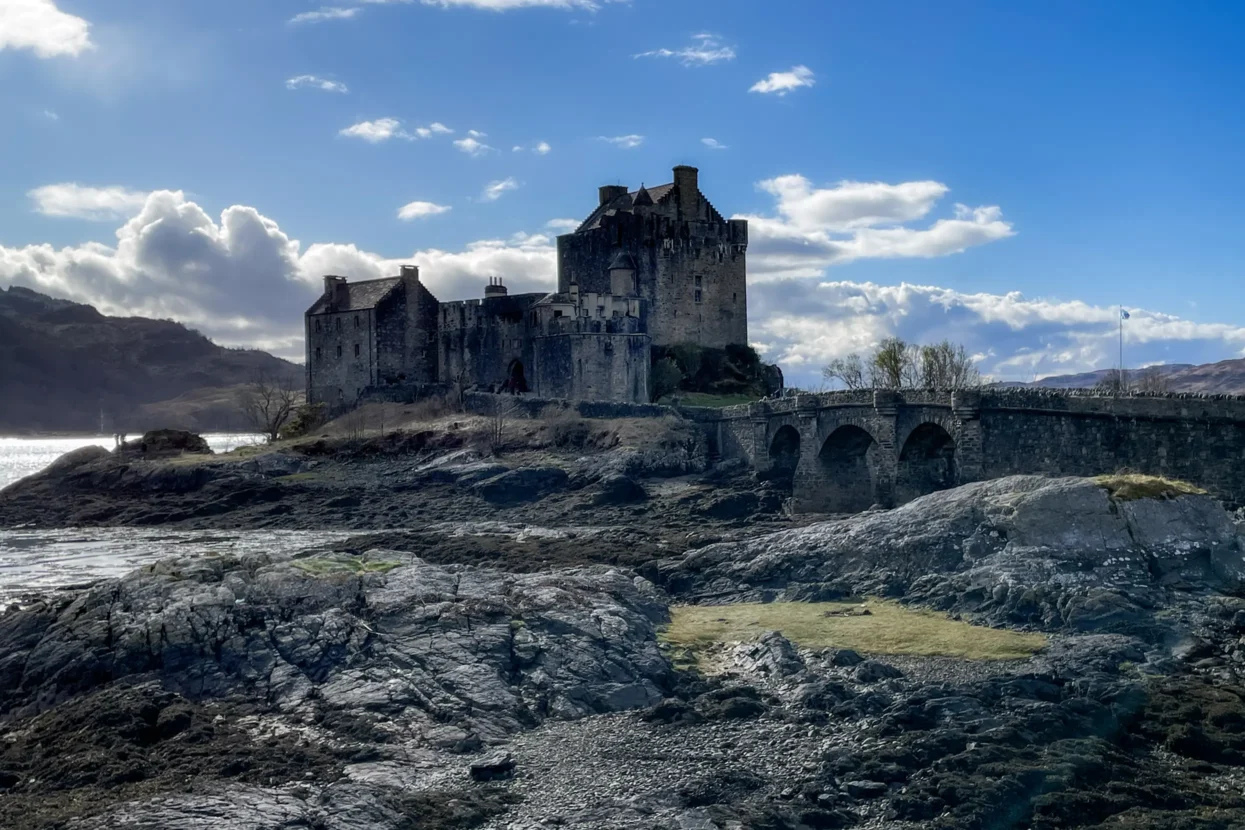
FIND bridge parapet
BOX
[710,388,1245,513]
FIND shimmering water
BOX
[0,528,352,605]
[0,433,263,490]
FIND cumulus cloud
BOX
[29,184,152,221]
[701,137,727,150]
[289,7,361,24]
[739,174,1014,280]
[339,117,408,142]
[0,0,93,58]
[533,140,552,154]
[397,200,451,220]
[750,65,815,95]
[454,135,495,156]
[413,121,453,138]
[286,75,349,93]
[482,177,519,201]
[634,33,735,66]
[598,134,644,149]
[545,218,580,232]
[749,279,1245,388]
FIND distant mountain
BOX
[1000,358,1245,395]
[0,286,300,434]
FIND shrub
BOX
[281,402,327,440]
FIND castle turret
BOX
[608,250,637,295]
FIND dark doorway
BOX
[504,359,529,394]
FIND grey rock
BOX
[470,752,515,781]
[472,466,569,505]
[592,474,648,506]
[732,631,805,678]
[854,660,903,683]
[843,779,888,799]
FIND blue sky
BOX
[3,0,1244,386]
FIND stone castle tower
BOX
[556,165,748,349]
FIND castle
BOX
[305,166,749,409]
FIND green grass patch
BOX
[658,392,759,408]
[661,599,1046,665]
[1093,473,1207,501]
[275,472,321,484]
[290,555,402,577]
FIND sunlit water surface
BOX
[0,433,304,605]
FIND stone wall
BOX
[437,293,543,393]
[306,308,377,410]
[706,389,1245,512]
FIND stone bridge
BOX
[700,389,1245,513]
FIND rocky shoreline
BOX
[3,425,1245,828]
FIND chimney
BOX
[484,276,508,298]
[599,184,628,206]
[400,264,420,282]
[673,165,700,217]
[324,275,348,309]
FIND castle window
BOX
[314,319,321,333]
[733,292,737,302]
[694,275,702,287]
[554,310,564,318]
[336,345,342,358]
[694,290,703,304]
[335,318,341,332]
[597,306,605,318]
[354,343,361,357]
[354,315,360,329]
[315,347,322,361]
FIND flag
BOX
[1120,309,1130,320]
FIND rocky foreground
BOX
[4,428,1245,829]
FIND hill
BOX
[1002,357,1245,394]
[0,286,300,433]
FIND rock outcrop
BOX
[655,475,1245,635]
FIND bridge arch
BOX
[895,422,957,505]
[810,424,882,513]
[764,424,801,485]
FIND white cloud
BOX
[701,137,727,150]
[43,109,59,120]
[454,135,495,156]
[286,74,349,93]
[339,117,409,142]
[634,33,735,66]
[545,218,580,232]
[749,279,1245,388]
[750,65,815,96]
[290,7,362,24]
[533,140,552,155]
[28,183,152,221]
[598,134,644,149]
[739,174,1014,280]
[412,122,453,138]
[467,129,487,138]
[482,177,519,201]
[0,0,93,58]
[397,200,451,220]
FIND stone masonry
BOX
[305,166,747,411]
[704,389,1245,513]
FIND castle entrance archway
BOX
[895,423,956,505]
[506,359,529,394]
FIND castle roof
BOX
[306,277,401,314]
[608,251,637,271]
[576,182,676,232]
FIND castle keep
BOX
[305,166,748,409]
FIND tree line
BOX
[822,338,982,390]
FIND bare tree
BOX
[822,353,866,390]
[1133,365,1170,393]
[1095,368,1130,394]
[238,371,302,443]
[869,337,920,389]
[919,340,982,389]
[486,394,521,454]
